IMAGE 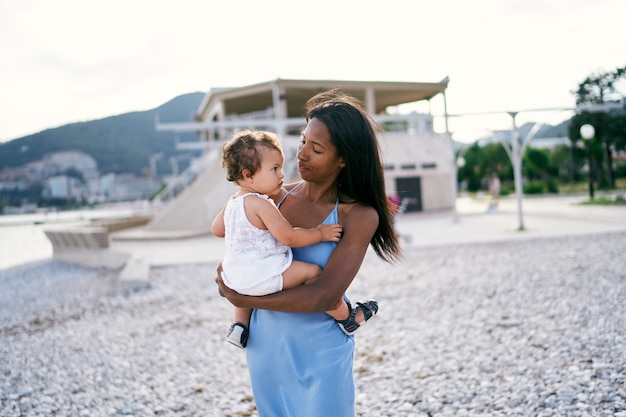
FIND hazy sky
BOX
[1,0,624,143]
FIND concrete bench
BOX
[44,227,130,270]
[44,215,155,292]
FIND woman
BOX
[216,88,402,416]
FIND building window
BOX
[421,163,437,169]
[400,164,416,170]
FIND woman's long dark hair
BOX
[305,89,402,263]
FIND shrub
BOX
[546,179,560,194]
[524,181,545,194]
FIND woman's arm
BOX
[215,203,378,312]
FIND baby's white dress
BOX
[221,192,292,295]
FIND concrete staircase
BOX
[115,149,236,240]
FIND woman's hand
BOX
[215,262,226,297]
[215,262,244,306]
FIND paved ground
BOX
[397,193,626,247]
[109,193,626,267]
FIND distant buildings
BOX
[0,150,161,213]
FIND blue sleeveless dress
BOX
[246,188,355,417]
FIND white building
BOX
[144,78,452,237]
[43,175,85,200]
[100,173,162,202]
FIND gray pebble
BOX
[1,232,624,416]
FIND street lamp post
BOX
[451,148,460,223]
[580,124,595,200]
[507,112,525,231]
[501,114,543,231]
[452,156,466,223]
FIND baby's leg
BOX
[325,299,350,322]
[281,262,356,321]
[281,260,322,289]
[227,307,252,349]
[234,306,252,328]
[281,262,376,334]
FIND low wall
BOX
[44,215,152,269]
[90,215,152,232]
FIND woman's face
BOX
[297,118,345,182]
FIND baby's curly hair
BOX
[221,130,283,183]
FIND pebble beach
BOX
[1,228,624,416]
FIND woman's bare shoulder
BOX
[340,199,378,223]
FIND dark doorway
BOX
[395,177,422,212]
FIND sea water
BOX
[0,205,144,271]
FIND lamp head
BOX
[580,124,595,140]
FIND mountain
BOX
[1,94,574,176]
[470,119,572,146]
[0,92,205,176]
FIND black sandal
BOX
[337,299,378,335]
[226,322,249,349]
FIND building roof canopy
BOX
[196,78,449,120]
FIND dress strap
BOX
[276,181,304,208]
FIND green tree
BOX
[570,65,626,188]
[524,147,551,180]
[457,142,512,192]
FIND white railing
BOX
[153,111,436,206]
[151,156,206,204]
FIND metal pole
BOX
[587,142,595,199]
[580,124,596,200]
[508,112,525,231]
[443,92,459,223]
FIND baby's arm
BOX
[314,223,343,242]
[250,196,342,247]
[210,202,227,237]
